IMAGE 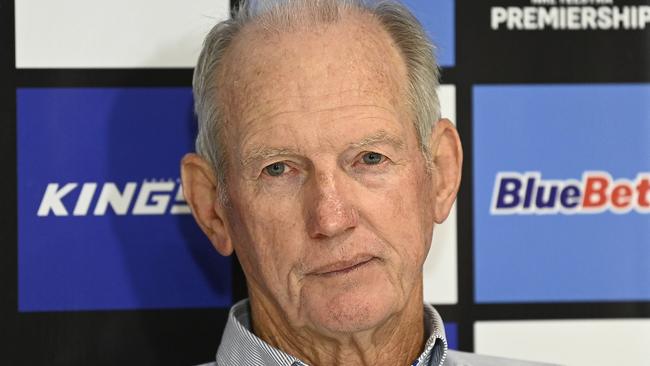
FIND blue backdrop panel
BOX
[17,87,231,311]
[402,0,455,67]
[444,322,458,350]
[473,84,650,303]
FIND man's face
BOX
[205,16,447,335]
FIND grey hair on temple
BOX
[192,0,441,186]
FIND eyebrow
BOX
[349,130,406,151]
[241,147,299,169]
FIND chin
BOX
[303,281,400,335]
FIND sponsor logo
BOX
[37,179,190,217]
[491,171,650,215]
[491,0,650,31]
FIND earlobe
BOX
[180,153,234,256]
[430,119,463,223]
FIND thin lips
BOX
[309,255,376,275]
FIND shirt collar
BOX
[216,299,449,366]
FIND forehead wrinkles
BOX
[218,12,410,134]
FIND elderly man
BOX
[182,1,551,365]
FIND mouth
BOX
[309,255,378,277]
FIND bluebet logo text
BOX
[37,180,190,216]
[491,171,650,215]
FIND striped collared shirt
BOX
[209,299,448,366]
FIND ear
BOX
[180,153,234,256]
[430,119,463,223]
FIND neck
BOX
[249,288,425,366]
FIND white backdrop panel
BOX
[15,0,229,68]
[475,319,650,366]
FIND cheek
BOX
[370,167,433,272]
[229,197,306,294]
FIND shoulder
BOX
[444,350,561,366]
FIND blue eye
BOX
[264,162,286,176]
[362,152,384,165]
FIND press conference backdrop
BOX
[1,0,648,364]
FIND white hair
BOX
[193,0,441,188]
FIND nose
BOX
[305,171,358,239]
